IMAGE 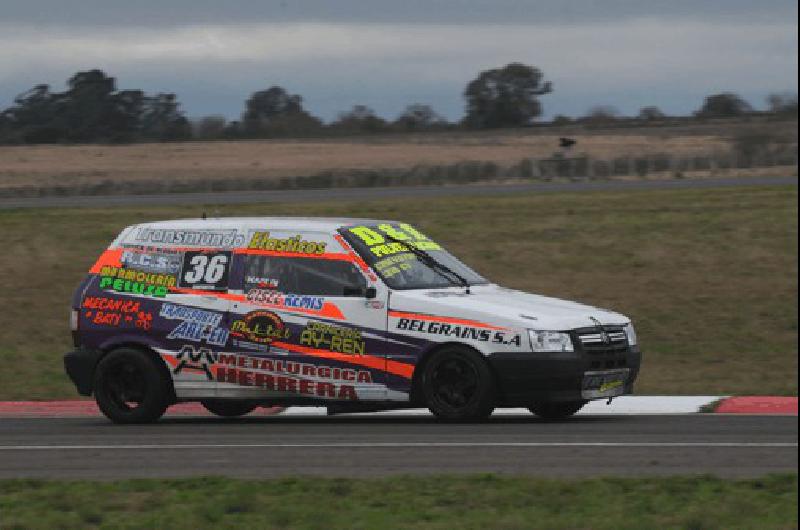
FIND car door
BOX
[224,229,397,402]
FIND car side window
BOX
[243,255,366,296]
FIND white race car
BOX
[65,217,641,423]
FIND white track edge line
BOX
[0,442,796,451]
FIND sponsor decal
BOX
[173,345,219,380]
[248,232,327,255]
[365,300,385,310]
[230,310,290,347]
[600,380,624,393]
[82,296,153,329]
[120,249,182,275]
[246,289,324,311]
[215,354,372,400]
[396,318,522,346]
[246,288,283,306]
[347,223,441,258]
[100,266,176,287]
[300,322,365,356]
[232,339,273,353]
[99,275,169,298]
[245,276,279,288]
[160,303,229,347]
[373,253,416,278]
[278,294,325,310]
[134,227,244,248]
[177,251,231,291]
[98,265,175,298]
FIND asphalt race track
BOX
[0,414,795,479]
[0,175,795,209]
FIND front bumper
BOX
[64,347,102,396]
[487,346,641,406]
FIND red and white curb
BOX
[713,396,798,415]
[0,396,795,418]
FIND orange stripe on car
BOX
[168,288,244,302]
[168,288,346,320]
[161,353,178,368]
[333,234,372,273]
[388,310,508,331]
[272,341,414,379]
[162,346,411,381]
[88,248,124,274]
[233,248,354,262]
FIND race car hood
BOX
[388,283,630,331]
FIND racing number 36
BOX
[178,251,231,290]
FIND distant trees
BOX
[0,69,190,144]
[695,92,752,118]
[584,105,619,125]
[393,104,446,131]
[551,115,573,126]
[241,86,322,137]
[1,65,797,145]
[193,115,227,140]
[330,105,388,134]
[59,70,137,142]
[463,62,552,128]
[766,93,798,116]
[1,84,62,143]
[638,106,666,121]
[139,93,192,141]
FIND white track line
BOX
[269,397,727,417]
[0,442,795,451]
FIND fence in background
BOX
[530,149,798,180]
[1,147,797,199]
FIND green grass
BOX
[0,474,796,530]
[0,185,796,399]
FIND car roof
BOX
[131,217,397,233]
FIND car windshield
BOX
[339,222,489,290]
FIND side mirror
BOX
[364,287,377,299]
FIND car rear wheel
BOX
[421,346,495,422]
[529,400,587,420]
[94,348,171,424]
[201,400,258,418]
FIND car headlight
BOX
[623,322,638,346]
[528,330,574,353]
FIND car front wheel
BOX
[421,346,496,422]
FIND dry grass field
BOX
[1,120,795,194]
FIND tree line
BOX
[0,63,796,144]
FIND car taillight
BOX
[70,309,79,332]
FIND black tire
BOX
[528,400,587,420]
[201,400,258,418]
[93,348,171,424]
[421,346,496,422]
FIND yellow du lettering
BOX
[378,224,410,241]
[349,226,384,246]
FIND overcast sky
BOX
[0,0,797,122]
